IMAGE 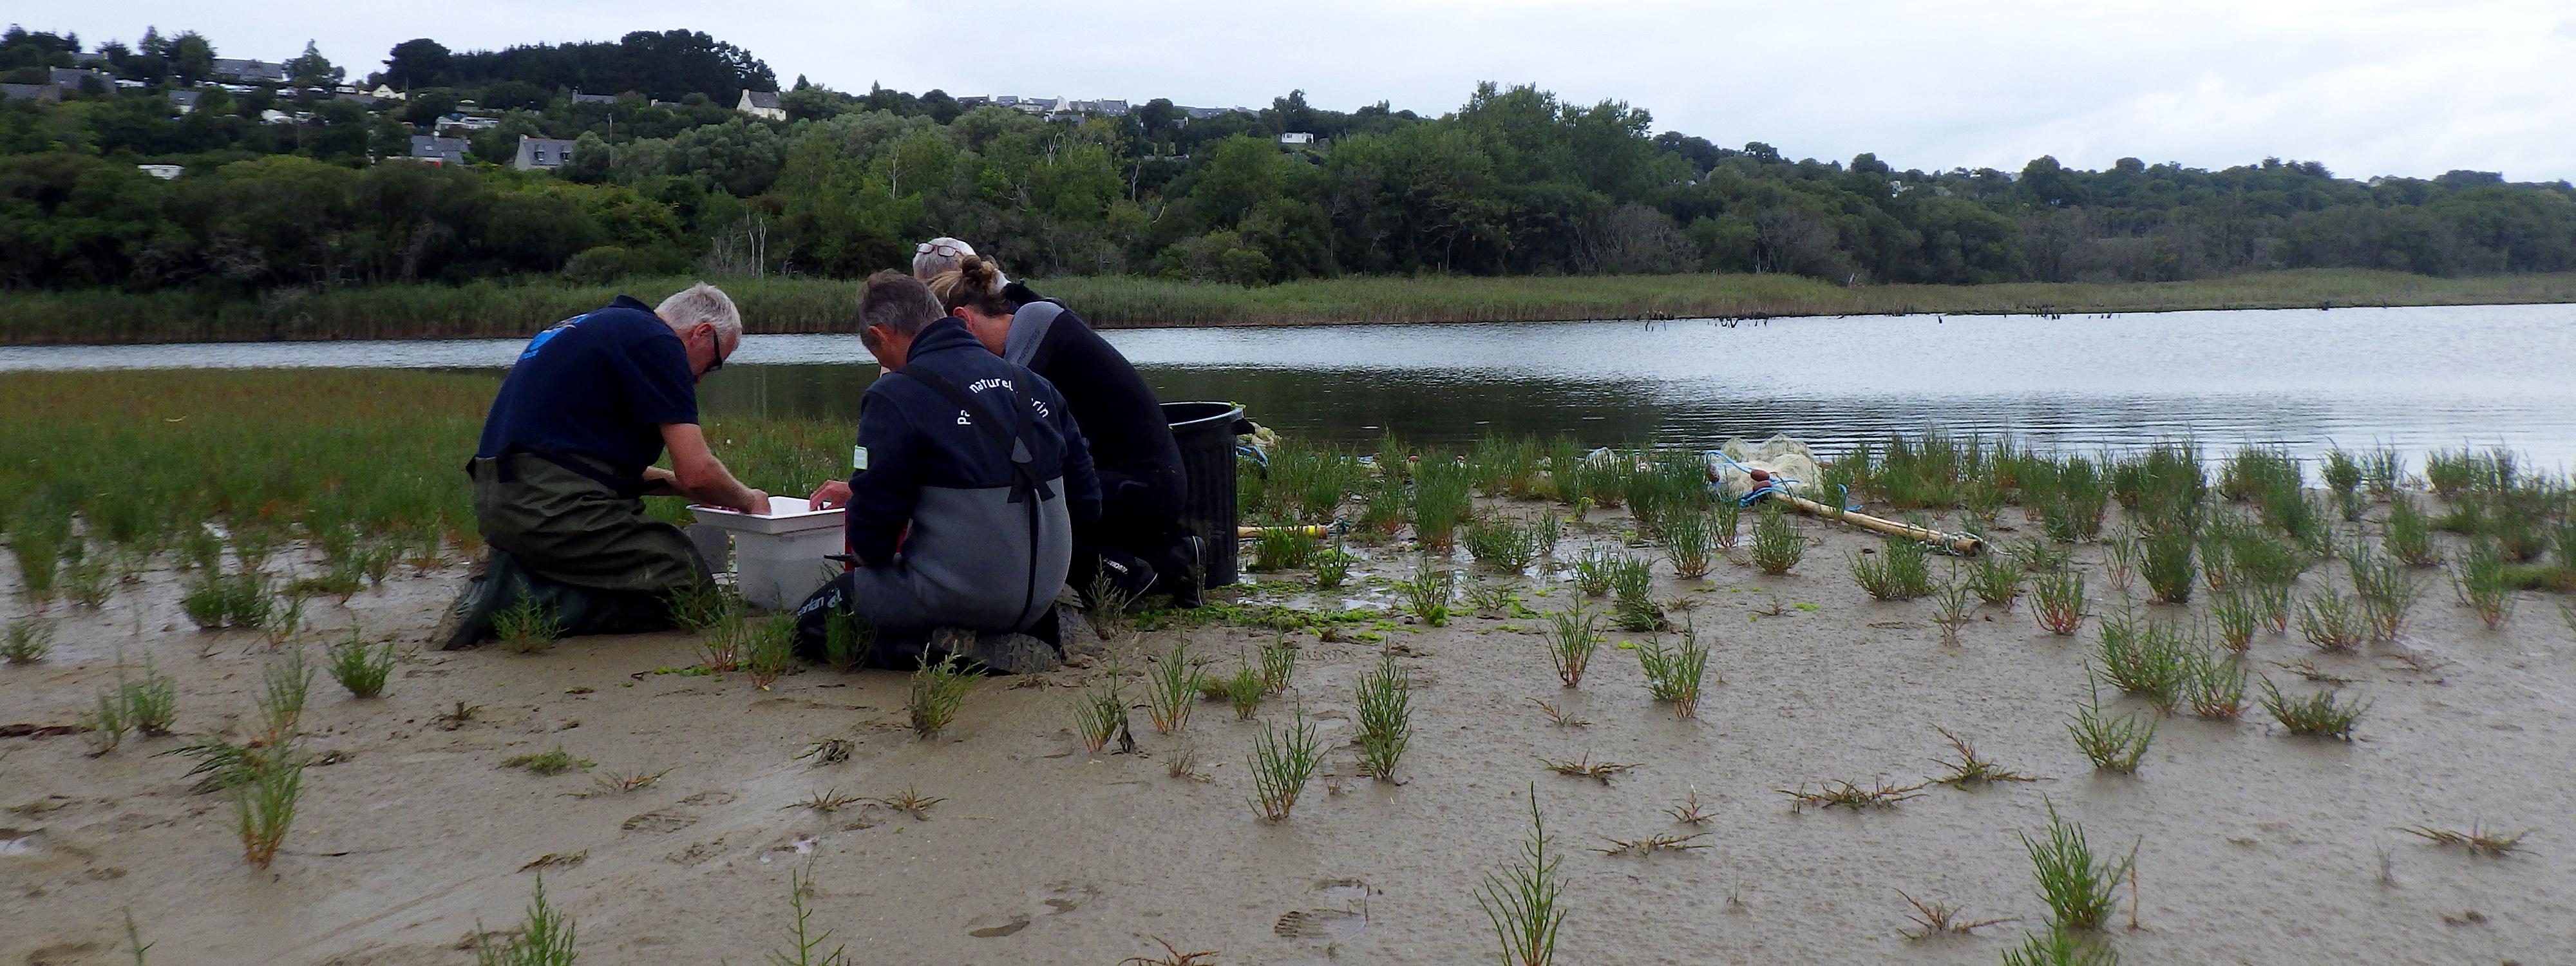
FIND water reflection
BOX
[8,305,2574,467]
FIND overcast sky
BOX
[36,0,2576,182]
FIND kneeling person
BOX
[797,272,1099,672]
[440,283,770,649]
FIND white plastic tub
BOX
[690,497,844,610]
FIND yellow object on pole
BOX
[1759,492,1985,555]
[1237,524,1330,539]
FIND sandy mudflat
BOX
[3,504,2571,965]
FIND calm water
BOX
[7,305,2573,468]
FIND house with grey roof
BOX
[169,90,202,115]
[736,89,784,120]
[211,59,289,84]
[513,136,580,171]
[571,92,618,106]
[0,82,59,103]
[48,68,114,95]
[409,135,469,166]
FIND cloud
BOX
[46,0,2576,180]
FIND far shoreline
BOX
[2,267,2571,346]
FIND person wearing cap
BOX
[918,250,1202,607]
[437,283,770,649]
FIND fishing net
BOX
[1709,435,1822,497]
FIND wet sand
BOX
[4,505,2571,965]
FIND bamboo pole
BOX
[1759,492,1985,555]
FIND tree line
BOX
[4,24,2573,296]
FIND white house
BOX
[258,108,294,124]
[370,84,408,101]
[136,164,184,180]
[1278,132,1315,146]
[736,89,784,120]
[513,135,580,171]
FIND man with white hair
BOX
[438,283,770,649]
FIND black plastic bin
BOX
[1163,401,1253,590]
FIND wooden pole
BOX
[1760,492,1985,555]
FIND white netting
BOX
[1707,435,1823,497]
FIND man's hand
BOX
[730,489,773,515]
[808,480,852,510]
[659,422,768,515]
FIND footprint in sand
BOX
[964,913,1030,938]
[1274,878,1374,951]
[620,811,697,834]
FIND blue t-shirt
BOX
[475,296,699,482]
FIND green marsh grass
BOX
[2181,650,2250,720]
[1928,727,2041,787]
[2011,536,2072,574]
[180,571,273,631]
[1074,675,1128,753]
[2297,593,2369,652]
[2033,568,2088,636]
[1247,710,1322,821]
[1475,787,1567,966]
[2094,614,2194,712]
[2003,928,2120,966]
[2347,542,2423,639]
[234,741,305,869]
[1750,504,1804,574]
[2260,679,2367,739]
[1312,542,1355,589]
[1636,623,1713,718]
[1849,536,1933,600]
[118,656,179,735]
[2211,590,2259,650]
[908,655,980,737]
[80,684,129,755]
[1567,545,1617,596]
[1410,457,1474,551]
[2450,543,2519,629]
[1464,514,1545,572]
[2322,448,2365,520]
[1607,553,1660,632]
[1402,564,1455,627]
[1358,460,1407,538]
[1222,663,1264,721]
[1970,554,2023,609]
[1265,442,1361,522]
[494,596,563,654]
[1653,507,1719,579]
[1251,526,1316,572]
[818,601,874,671]
[3,616,52,663]
[1145,638,1202,734]
[2219,447,2301,504]
[1258,638,1297,693]
[505,746,591,775]
[474,875,578,966]
[2069,685,2155,773]
[1354,656,1412,779]
[2023,800,2134,931]
[2099,531,2139,592]
[2141,529,2194,603]
[742,613,797,690]
[2382,494,2438,564]
[1542,603,1601,687]
[256,647,312,743]
[765,857,854,966]
[1931,571,1975,644]
[663,580,739,633]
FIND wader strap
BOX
[467,446,643,498]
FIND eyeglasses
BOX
[706,333,734,374]
[916,240,965,257]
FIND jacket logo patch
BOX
[967,377,1015,393]
[852,446,869,471]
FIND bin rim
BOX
[1161,401,1245,432]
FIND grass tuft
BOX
[505,746,592,775]
[1144,638,1203,734]
[494,595,563,654]
[1474,786,1567,966]
[1540,752,1639,784]
[2033,568,2088,636]
[2259,678,2367,739]
[1247,710,1322,821]
[1779,778,1927,811]
[2022,800,2133,932]
[1607,553,1660,632]
[325,628,397,699]
[1635,622,1714,718]
[1898,890,2016,940]
[1354,656,1412,780]
[1402,563,1455,627]
[2401,822,2528,858]
[1927,727,2043,787]
[1750,504,1804,574]
[908,654,980,737]
[3,616,52,663]
[473,875,578,966]
[2068,683,2155,773]
[1969,554,2023,609]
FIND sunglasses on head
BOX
[916,241,965,257]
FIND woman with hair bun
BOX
[927,254,1201,607]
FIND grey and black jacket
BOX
[842,319,1101,630]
